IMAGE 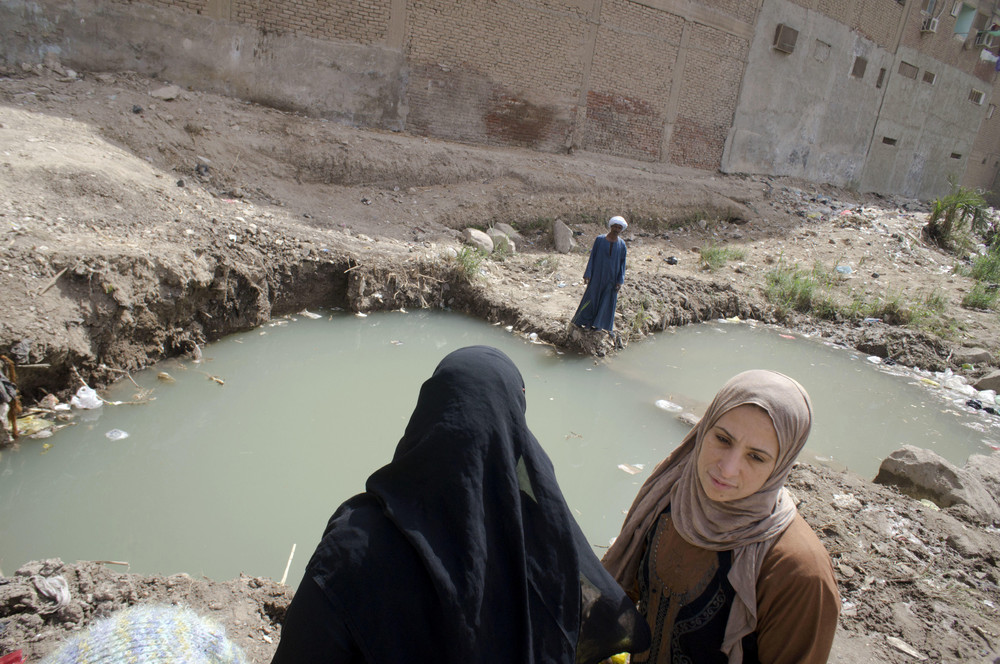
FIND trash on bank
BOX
[105,429,129,441]
[618,463,645,475]
[300,309,322,320]
[70,386,102,409]
[157,372,175,383]
[15,414,55,437]
[655,399,683,412]
[885,636,927,661]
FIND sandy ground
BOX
[1,62,1000,662]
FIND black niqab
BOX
[307,346,648,663]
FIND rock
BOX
[965,451,1000,500]
[149,85,182,101]
[954,347,993,366]
[552,220,576,254]
[462,228,493,253]
[486,228,515,254]
[874,446,1000,523]
[973,370,1000,392]
[494,222,524,244]
[945,531,991,559]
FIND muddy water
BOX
[1,312,997,589]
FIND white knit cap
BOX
[608,215,628,230]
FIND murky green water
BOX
[1,312,997,589]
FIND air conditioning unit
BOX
[773,23,799,53]
[921,16,939,32]
[975,30,993,46]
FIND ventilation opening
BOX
[898,61,919,79]
[773,24,799,53]
[851,56,868,78]
[922,71,936,85]
[882,137,898,146]
[950,153,963,159]
[876,68,887,88]
[970,89,985,105]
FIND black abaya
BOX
[272,346,649,664]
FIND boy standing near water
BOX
[572,216,628,334]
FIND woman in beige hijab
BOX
[602,370,839,664]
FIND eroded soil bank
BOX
[2,65,1000,663]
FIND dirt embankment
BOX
[2,65,1000,663]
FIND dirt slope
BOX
[2,63,1000,663]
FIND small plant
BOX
[922,289,948,313]
[699,244,746,271]
[962,282,999,310]
[455,247,487,281]
[970,251,1000,283]
[869,290,916,325]
[764,263,819,314]
[923,183,988,251]
[534,256,561,272]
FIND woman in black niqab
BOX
[271,345,649,664]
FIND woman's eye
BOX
[749,454,764,463]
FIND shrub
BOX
[962,282,999,310]
[699,244,746,271]
[923,184,987,251]
[455,247,487,281]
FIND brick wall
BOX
[232,0,391,44]
[669,23,750,169]
[900,1,993,77]
[584,0,683,160]
[404,0,591,151]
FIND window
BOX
[989,104,996,118]
[922,70,936,84]
[922,0,937,13]
[773,24,799,53]
[851,56,868,78]
[971,88,985,104]
[955,4,977,37]
[951,0,963,16]
[898,61,919,79]
[876,68,887,88]
[951,153,963,159]
[882,137,898,145]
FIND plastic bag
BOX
[70,386,102,409]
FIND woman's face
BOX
[696,404,779,502]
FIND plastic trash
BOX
[69,386,102,410]
[105,429,129,441]
[866,356,882,364]
[655,399,683,412]
[528,332,539,342]
[834,265,853,275]
[618,463,644,475]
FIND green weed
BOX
[962,282,999,310]
[699,244,746,271]
[455,246,487,281]
[764,263,819,314]
[970,251,1000,282]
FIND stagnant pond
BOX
[2,311,998,589]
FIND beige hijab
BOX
[602,369,813,663]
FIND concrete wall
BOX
[860,45,988,198]
[964,83,1000,192]
[721,0,893,187]
[0,0,408,130]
